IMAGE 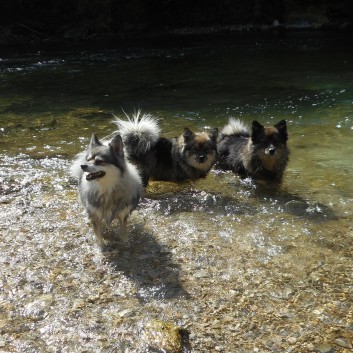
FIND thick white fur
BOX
[70,144,140,186]
[221,118,249,136]
[113,110,160,155]
[79,163,141,202]
[70,150,87,180]
[70,138,142,245]
[70,139,142,201]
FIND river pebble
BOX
[143,320,184,353]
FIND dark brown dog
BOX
[217,119,289,181]
[115,111,218,185]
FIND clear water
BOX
[0,32,352,352]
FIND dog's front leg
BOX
[91,216,108,246]
[118,215,129,242]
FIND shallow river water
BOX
[0,32,352,352]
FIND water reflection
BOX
[250,181,339,222]
[142,189,255,216]
[144,176,338,223]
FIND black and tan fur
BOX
[217,119,289,181]
[114,111,218,185]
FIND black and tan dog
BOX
[217,118,289,181]
[114,111,218,185]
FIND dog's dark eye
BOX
[94,159,105,165]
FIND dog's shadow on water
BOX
[250,181,339,222]
[144,180,338,223]
[101,225,189,302]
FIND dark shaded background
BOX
[1,0,352,45]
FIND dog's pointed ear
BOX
[275,119,287,130]
[275,119,288,141]
[251,121,265,143]
[209,127,219,142]
[183,127,195,142]
[252,120,264,131]
[110,134,124,158]
[89,133,102,149]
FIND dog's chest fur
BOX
[79,165,140,225]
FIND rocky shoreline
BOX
[1,19,352,50]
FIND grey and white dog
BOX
[70,133,143,246]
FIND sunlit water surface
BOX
[0,32,352,352]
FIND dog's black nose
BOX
[268,147,276,156]
[198,154,207,163]
[81,164,88,171]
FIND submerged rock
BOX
[315,342,334,353]
[143,319,185,353]
[22,294,54,321]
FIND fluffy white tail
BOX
[113,110,160,156]
[221,118,249,137]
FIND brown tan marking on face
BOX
[264,127,278,136]
[193,133,210,144]
[184,132,217,171]
[255,127,287,170]
[256,149,285,170]
[185,150,216,171]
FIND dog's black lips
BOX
[86,171,106,180]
